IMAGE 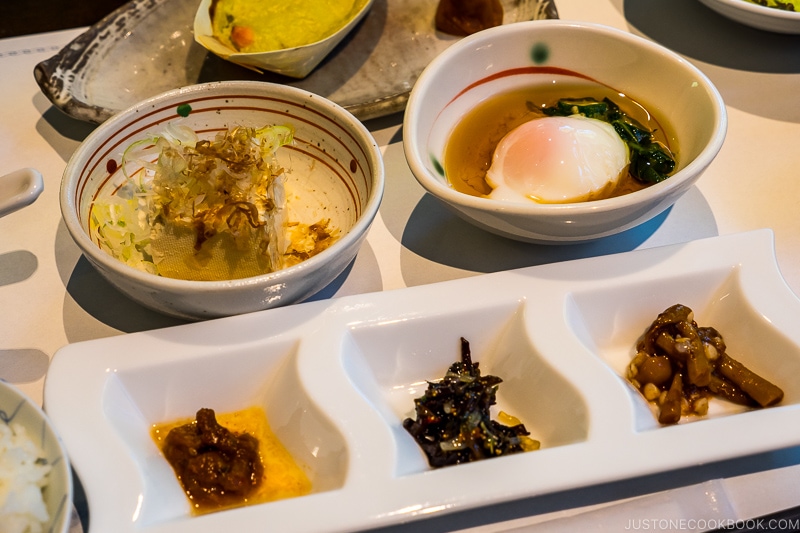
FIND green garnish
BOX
[540,97,676,184]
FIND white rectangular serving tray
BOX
[44,229,800,533]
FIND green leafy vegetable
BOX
[541,97,676,184]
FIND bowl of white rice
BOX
[0,380,72,533]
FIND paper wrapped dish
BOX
[193,0,375,78]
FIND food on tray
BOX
[0,422,53,531]
[152,407,311,514]
[444,82,676,204]
[743,0,799,11]
[435,0,504,36]
[160,408,263,509]
[91,123,339,281]
[403,337,540,467]
[209,0,370,52]
[628,304,784,425]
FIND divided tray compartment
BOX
[101,337,349,527]
[569,263,800,432]
[340,297,595,479]
[43,229,800,533]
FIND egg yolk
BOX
[485,115,630,204]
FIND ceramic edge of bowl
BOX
[699,0,800,33]
[61,81,385,319]
[0,380,74,533]
[403,19,729,219]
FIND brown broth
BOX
[443,82,677,201]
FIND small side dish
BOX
[435,0,504,36]
[403,20,726,242]
[91,123,338,282]
[152,407,311,514]
[697,0,800,34]
[0,381,71,533]
[193,0,375,78]
[61,81,384,319]
[445,84,676,204]
[434,0,555,35]
[628,304,784,425]
[209,0,371,53]
[403,338,540,467]
[0,422,53,531]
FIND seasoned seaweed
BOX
[403,338,538,468]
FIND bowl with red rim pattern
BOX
[60,81,384,320]
[403,20,727,244]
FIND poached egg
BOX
[485,115,629,204]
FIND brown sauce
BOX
[160,408,262,510]
[152,406,311,514]
[443,82,677,201]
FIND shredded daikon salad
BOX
[0,422,52,532]
[91,123,337,281]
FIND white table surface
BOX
[2,0,800,531]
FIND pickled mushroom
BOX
[628,304,784,425]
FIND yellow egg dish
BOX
[210,0,371,53]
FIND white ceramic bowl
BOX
[61,81,384,320]
[698,0,800,33]
[0,380,72,533]
[193,0,375,78]
[403,20,727,244]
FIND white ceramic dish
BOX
[0,168,44,218]
[403,20,727,244]
[0,380,72,533]
[194,0,375,78]
[697,0,800,33]
[34,0,558,123]
[44,229,800,533]
[60,81,384,320]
